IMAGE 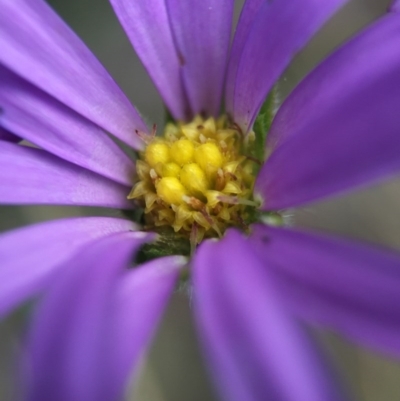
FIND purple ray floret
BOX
[2,0,400,400]
[389,0,400,12]
[0,126,20,142]
[193,229,346,401]
[25,232,182,401]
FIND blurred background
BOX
[1,0,400,400]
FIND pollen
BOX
[128,115,258,244]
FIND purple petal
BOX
[112,255,185,389]
[251,225,400,357]
[256,13,400,210]
[0,142,132,209]
[0,0,147,149]
[193,229,346,401]
[109,0,188,120]
[0,125,20,142]
[0,217,136,317]
[227,0,349,133]
[0,66,135,186]
[25,231,154,401]
[165,0,233,117]
[389,0,400,12]
[224,0,264,116]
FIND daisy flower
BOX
[1,0,400,400]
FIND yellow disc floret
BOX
[157,162,181,178]
[194,142,223,177]
[180,163,209,197]
[156,177,187,205]
[145,142,170,167]
[128,115,258,244]
[170,139,194,165]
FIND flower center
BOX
[128,116,259,244]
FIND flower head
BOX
[1,0,400,400]
[130,115,260,247]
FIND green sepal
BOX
[165,107,176,124]
[120,207,144,224]
[258,211,284,226]
[135,226,191,264]
[244,207,284,228]
[252,88,277,161]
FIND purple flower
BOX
[389,0,400,12]
[1,0,400,400]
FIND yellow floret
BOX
[203,117,216,133]
[145,142,170,167]
[159,162,181,178]
[156,177,187,205]
[194,143,223,176]
[170,139,194,165]
[180,163,209,196]
[129,115,258,243]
